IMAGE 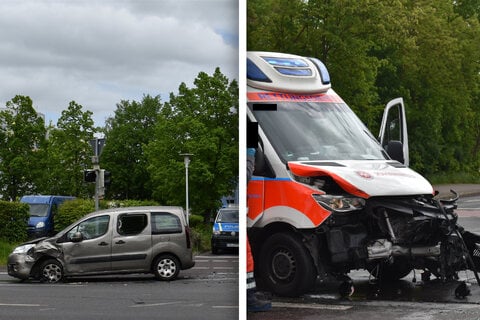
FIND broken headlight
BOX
[12,244,35,255]
[312,194,365,212]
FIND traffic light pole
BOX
[92,156,100,211]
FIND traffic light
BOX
[104,170,111,187]
[84,169,96,183]
[99,169,111,188]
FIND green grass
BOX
[0,241,15,266]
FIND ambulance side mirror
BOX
[253,148,266,176]
[385,140,405,164]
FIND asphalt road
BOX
[0,252,239,320]
[248,194,480,320]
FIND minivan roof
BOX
[83,206,185,218]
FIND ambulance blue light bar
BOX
[247,58,271,82]
[263,57,309,68]
[274,67,312,76]
[309,57,331,84]
[263,56,313,77]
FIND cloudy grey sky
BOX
[0,0,239,126]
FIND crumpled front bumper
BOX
[7,253,36,280]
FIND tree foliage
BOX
[0,68,238,220]
[101,95,162,200]
[146,68,239,217]
[42,101,96,197]
[0,95,47,200]
[248,0,480,177]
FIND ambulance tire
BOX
[259,232,316,297]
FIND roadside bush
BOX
[189,214,203,228]
[55,199,95,231]
[0,201,29,243]
[190,222,212,253]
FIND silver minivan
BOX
[8,206,195,283]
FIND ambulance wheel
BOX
[368,257,412,281]
[258,233,317,297]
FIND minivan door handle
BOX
[98,242,109,246]
[115,240,126,244]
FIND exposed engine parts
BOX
[316,193,480,284]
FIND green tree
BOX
[373,0,480,175]
[101,95,162,200]
[42,101,96,197]
[146,68,238,218]
[0,95,47,200]
[248,0,390,128]
[248,0,480,177]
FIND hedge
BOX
[0,201,29,243]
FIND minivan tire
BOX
[39,259,63,283]
[153,255,180,281]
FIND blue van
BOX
[20,195,75,239]
[211,206,239,254]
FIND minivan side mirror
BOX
[70,232,84,243]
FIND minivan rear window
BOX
[152,212,182,234]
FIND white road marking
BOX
[130,301,181,308]
[0,303,42,307]
[273,302,352,310]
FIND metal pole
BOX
[185,160,189,217]
[92,156,100,211]
[180,153,193,223]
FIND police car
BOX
[211,206,239,254]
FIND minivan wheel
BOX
[153,255,180,281]
[39,259,63,283]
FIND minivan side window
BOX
[117,214,148,236]
[67,215,110,240]
[152,212,182,234]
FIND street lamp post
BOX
[180,153,193,223]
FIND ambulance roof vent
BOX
[247,51,331,94]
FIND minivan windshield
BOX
[250,101,388,163]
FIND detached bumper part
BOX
[367,239,441,260]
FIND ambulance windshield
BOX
[250,101,388,163]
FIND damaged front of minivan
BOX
[8,237,63,282]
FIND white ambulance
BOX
[247,51,480,297]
